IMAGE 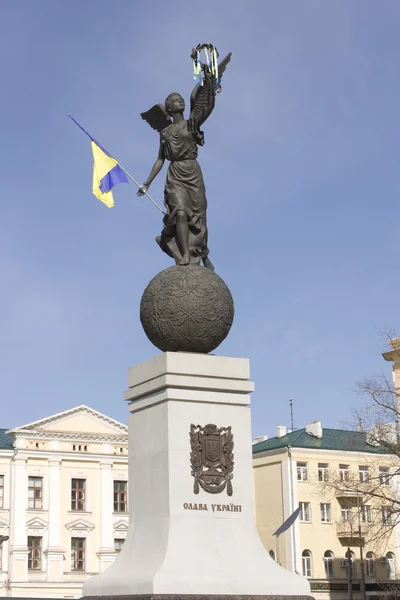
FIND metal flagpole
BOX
[117,165,165,215]
[68,114,165,215]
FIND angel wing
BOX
[141,104,172,133]
[189,52,232,132]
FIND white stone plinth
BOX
[83,353,311,598]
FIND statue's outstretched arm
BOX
[137,142,165,196]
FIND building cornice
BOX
[253,445,394,461]
[13,449,129,464]
[6,405,128,436]
[26,516,48,531]
[65,518,95,532]
[383,337,400,362]
[0,449,14,457]
[113,518,129,533]
[10,431,128,444]
[253,447,287,463]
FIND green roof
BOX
[252,428,392,455]
[0,425,391,455]
[0,429,13,450]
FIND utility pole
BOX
[289,398,294,431]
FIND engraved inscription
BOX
[183,502,242,512]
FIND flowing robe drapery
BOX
[156,120,209,262]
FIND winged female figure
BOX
[138,51,232,269]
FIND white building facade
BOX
[0,405,129,598]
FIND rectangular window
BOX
[71,479,86,511]
[71,537,85,571]
[299,502,311,522]
[341,508,352,522]
[27,536,42,570]
[339,464,349,482]
[0,475,4,508]
[297,462,308,482]
[320,503,332,523]
[382,507,392,526]
[113,481,128,513]
[318,463,329,482]
[379,467,390,486]
[359,466,369,482]
[361,505,372,524]
[114,538,125,553]
[28,477,43,509]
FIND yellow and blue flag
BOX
[69,115,128,208]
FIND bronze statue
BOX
[138,49,232,270]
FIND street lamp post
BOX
[358,524,366,600]
[347,546,353,600]
[356,495,366,600]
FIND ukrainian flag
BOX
[69,115,128,208]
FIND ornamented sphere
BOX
[140,265,234,353]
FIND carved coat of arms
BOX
[190,423,234,496]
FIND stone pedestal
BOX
[83,353,312,600]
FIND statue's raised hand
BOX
[189,52,232,132]
[137,183,149,197]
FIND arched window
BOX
[386,552,395,579]
[324,550,334,578]
[302,550,312,578]
[366,552,375,579]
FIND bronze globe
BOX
[140,265,234,353]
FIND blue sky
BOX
[1,1,399,437]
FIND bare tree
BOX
[351,334,400,547]
[315,334,400,585]
[302,333,400,600]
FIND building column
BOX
[382,339,400,570]
[9,455,29,582]
[281,454,301,574]
[44,457,64,581]
[97,460,115,572]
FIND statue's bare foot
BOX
[203,257,214,271]
[179,254,190,266]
